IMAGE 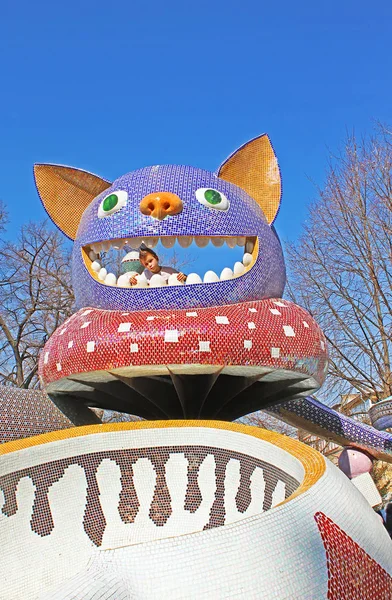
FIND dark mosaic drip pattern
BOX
[0,445,299,546]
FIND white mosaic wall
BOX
[1,426,391,599]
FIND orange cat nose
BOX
[139,192,183,220]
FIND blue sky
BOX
[0,0,390,267]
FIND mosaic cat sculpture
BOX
[0,135,391,599]
[35,135,327,419]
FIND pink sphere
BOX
[338,447,373,479]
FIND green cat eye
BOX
[195,188,230,211]
[98,190,128,218]
[102,194,119,212]
[204,189,222,205]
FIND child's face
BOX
[141,253,160,273]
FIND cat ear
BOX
[34,164,112,240]
[217,134,281,224]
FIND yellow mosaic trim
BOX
[0,420,325,507]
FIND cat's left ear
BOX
[216,134,281,224]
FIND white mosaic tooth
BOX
[134,275,149,288]
[149,274,167,287]
[91,242,103,253]
[178,236,193,248]
[144,237,158,248]
[220,267,233,281]
[245,238,255,253]
[129,237,142,249]
[112,239,125,250]
[226,237,237,248]
[98,268,107,281]
[243,252,253,267]
[186,273,202,285]
[88,250,97,261]
[168,273,183,286]
[195,237,209,248]
[203,270,219,283]
[211,237,224,247]
[117,274,133,288]
[161,236,176,248]
[233,261,245,275]
[237,236,246,246]
[91,261,101,273]
[105,273,117,286]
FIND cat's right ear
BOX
[34,164,112,240]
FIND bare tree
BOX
[373,461,392,501]
[287,126,392,403]
[165,248,195,273]
[240,411,297,437]
[0,220,74,388]
[0,201,8,233]
[101,410,143,423]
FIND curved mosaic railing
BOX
[1,422,391,600]
[269,396,392,463]
[369,397,392,431]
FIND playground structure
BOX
[0,134,391,598]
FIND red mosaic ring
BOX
[39,298,328,420]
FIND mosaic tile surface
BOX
[369,398,392,431]
[1,422,391,599]
[315,512,392,599]
[34,135,285,312]
[0,386,100,443]
[14,132,392,598]
[39,299,328,419]
[269,396,392,463]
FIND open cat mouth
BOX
[82,235,259,288]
